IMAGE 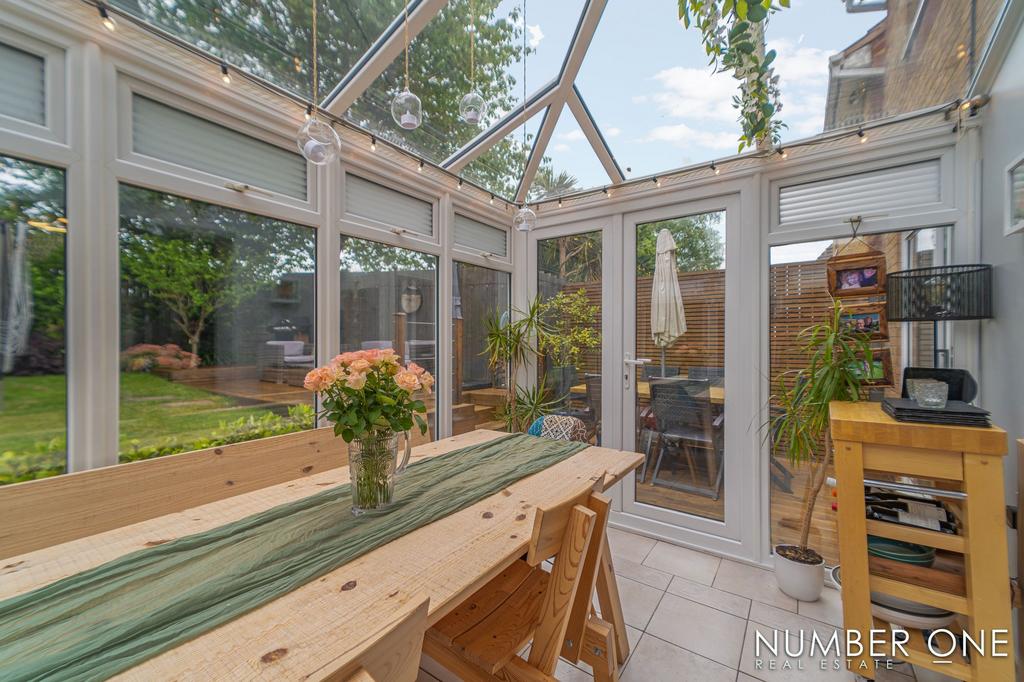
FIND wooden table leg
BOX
[962,452,1015,681]
[595,533,629,666]
[834,440,875,679]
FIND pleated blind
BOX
[132,95,307,199]
[0,42,45,125]
[779,160,941,226]
[345,174,433,237]
[454,213,507,257]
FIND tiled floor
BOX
[417,527,958,682]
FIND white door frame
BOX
[612,193,760,560]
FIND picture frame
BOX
[827,254,886,297]
[1006,152,1024,236]
[839,302,888,340]
[849,351,893,387]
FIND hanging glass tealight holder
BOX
[512,205,537,232]
[459,91,487,126]
[391,89,422,130]
[296,116,341,166]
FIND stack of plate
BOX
[867,537,935,566]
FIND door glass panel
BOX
[536,231,602,443]
[634,211,726,521]
[339,236,438,444]
[452,262,510,434]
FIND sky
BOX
[487,0,884,192]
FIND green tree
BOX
[636,214,724,277]
[119,186,315,358]
[529,166,580,202]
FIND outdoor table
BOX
[0,430,641,680]
[570,379,724,404]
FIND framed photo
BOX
[840,303,888,340]
[848,352,893,387]
[827,254,886,297]
[1006,152,1024,236]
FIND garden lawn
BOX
[0,372,302,456]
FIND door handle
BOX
[623,358,651,366]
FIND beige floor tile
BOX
[621,634,737,682]
[415,668,441,682]
[798,586,844,627]
[607,527,657,563]
[739,621,858,681]
[666,574,751,618]
[613,574,666,630]
[554,659,593,681]
[912,666,962,681]
[645,592,747,669]
[641,541,721,585]
[748,601,840,644]
[712,559,798,611]
[612,555,673,590]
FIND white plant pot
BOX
[773,545,825,602]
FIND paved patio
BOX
[418,527,955,682]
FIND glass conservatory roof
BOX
[108,0,1007,202]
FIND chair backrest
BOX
[584,373,602,421]
[342,596,430,682]
[688,366,724,382]
[525,490,610,675]
[643,365,679,380]
[651,379,713,434]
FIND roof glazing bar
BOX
[567,85,625,184]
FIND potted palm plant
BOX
[769,299,872,601]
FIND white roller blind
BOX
[0,42,45,125]
[454,213,507,257]
[132,95,307,199]
[779,160,941,226]
[345,174,433,237]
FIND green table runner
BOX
[0,433,587,681]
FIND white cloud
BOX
[768,39,833,89]
[605,127,621,138]
[631,95,649,104]
[552,143,571,153]
[559,128,586,142]
[642,123,738,151]
[527,24,544,49]
[649,66,739,123]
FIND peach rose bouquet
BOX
[304,348,433,442]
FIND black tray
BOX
[882,398,991,427]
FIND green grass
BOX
[1,372,313,484]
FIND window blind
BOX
[0,42,45,125]
[132,94,307,199]
[345,174,433,237]
[779,160,941,227]
[454,213,507,257]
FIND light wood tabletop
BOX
[0,430,642,681]
[571,379,725,405]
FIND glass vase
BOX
[348,430,411,515]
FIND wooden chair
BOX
[424,491,620,681]
[341,596,430,682]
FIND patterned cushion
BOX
[527,415,589,443]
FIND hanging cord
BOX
[470,0,476,87]
[521,0,527,175]
[833,215,880,258]
[404,2,411,91]
[311,0,318,113]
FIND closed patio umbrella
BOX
[650,228,686,377]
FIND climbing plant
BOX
[678,0,789,151]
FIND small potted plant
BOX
[304,349,433,514]
[537,288,601,401]
[768,299,872,601]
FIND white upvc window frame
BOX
[449,199,513,269]
[0,24,66,146]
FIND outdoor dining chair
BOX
[648,379,724,499]
[343,596,430,682]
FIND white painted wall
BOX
[979,19,1024,544]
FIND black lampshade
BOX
[887,264,992,322]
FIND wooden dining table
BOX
[0,430,642,681]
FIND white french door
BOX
[616,195,759,559]
[527,196,760,561]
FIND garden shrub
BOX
[121,343,201,372]
[0,404,316,485]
